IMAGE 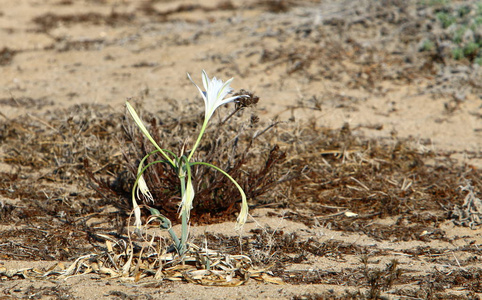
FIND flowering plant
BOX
[126,70,248,256]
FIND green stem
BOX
[179,174,188,256]
[190,162,245,199]
[132,159,171,196]
[187,118,209,162]
[148,208,181,251]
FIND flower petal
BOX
[179,177,195,220]
[201,69,209,91]
[132,195,142,230]
[136,174,154,203]
[189,70,242,123]
[236,196,248,230]
[187,73,207,102]
[217,78,234,100]
[217,95,244,106]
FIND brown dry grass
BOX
[1,0,481,299]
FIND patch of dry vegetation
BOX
[1,0,481,297]
[0,93,480,296]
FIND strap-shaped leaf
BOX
[126,101,175,167]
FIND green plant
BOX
[463,42,479,57]
[451,43,480,61]
[126,70,249,257]
[452,47,464,60]
[436,11,456,28]
[473,16,482,26]
[457,5,471,18]
[420,39,435,51]
[419,0,450,7]
[453,26,467,44]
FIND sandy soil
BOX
[1,0,481,299]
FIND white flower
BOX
[187,70,244,122]
[179,177,195,220]
[132,199,142,230]
[236,198,248,230]
[136,174,154,203]
[132,174,153,231]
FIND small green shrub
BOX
[421,39,435,51]
[464,42,479,57]
[477,2,482,14]
[436,11,456,28]
[452,47,464,60]
[425,1,482,64]
[473,16,482,26]
[457,5,471,17]
[453,26,467,44]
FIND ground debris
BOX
[1,238,282,287]
[450,183,482,229]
